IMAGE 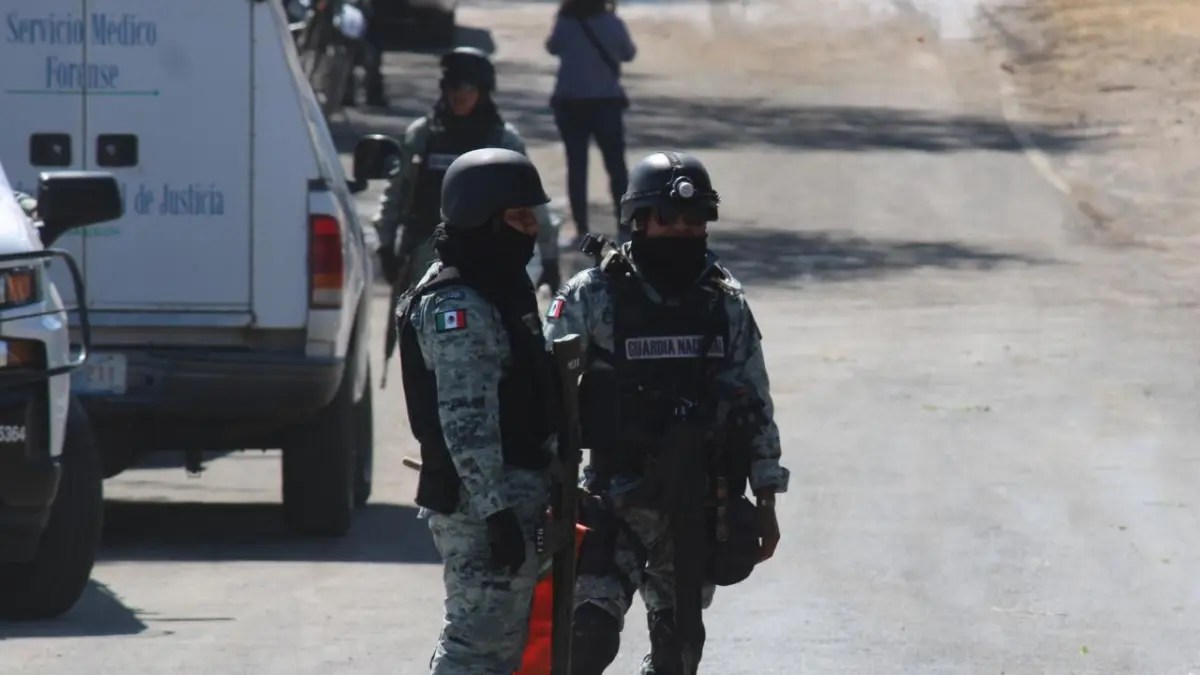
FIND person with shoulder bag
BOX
[546,0,637,248]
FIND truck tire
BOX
[0,398,103,620]
[353,366,373,508]
[282,364,357,537]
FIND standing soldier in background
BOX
[393,148,560,674]
[544,151,788,674]
[342,0,388,108]
[377,47,560,380]
[373,47,559,296]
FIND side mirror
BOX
[352,134,403,187]
[36,171,123,247]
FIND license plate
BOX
[72,353,128,395]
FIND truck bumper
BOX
[0,381,58,562]
[78,348,344,418]
[76,349,345,458]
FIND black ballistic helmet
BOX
[706,496,761,586]
[620,151,720,227]
[440,47,496,93]
[440,148,550,230]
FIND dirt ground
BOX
[986,0,1200,252]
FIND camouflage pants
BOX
[427,470,547,675]
[575,503,716,632]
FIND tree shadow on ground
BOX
[0,581,147,639]
[98,500,440,565]
[705,228,1050,287]
[332,49,1097,155]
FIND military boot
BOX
[640,609,683,675]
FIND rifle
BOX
[660,411,710,674]
[380,150,425,388]
[579,233,615,268]
[548,334,585,674]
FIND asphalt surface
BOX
[4,1,1199,673]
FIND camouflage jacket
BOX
[407,263,550,520]
[543,245,790,494]
[372,115,557,261]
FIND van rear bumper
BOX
[77,349,344,419]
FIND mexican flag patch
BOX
[546,298,565,319]
[436,309,467,332]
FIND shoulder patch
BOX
[547,297,566,319]
[432,289,466,305]
[435,308,468,332]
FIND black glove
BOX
[485,508,526,575]
[537,258,562,293]
[377,246,399,284]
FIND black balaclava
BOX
[629,230,710,295]
[433,216,535,292]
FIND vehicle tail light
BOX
[309,214,343,308]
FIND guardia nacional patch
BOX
[625,335,726,360]
[436,309,468,332]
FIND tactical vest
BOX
[406,119,505,236]
[396,271,557,515]
[579,256,733,483]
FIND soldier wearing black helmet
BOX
[394,148,561,674]
[544,151,789,674]
[373,47,560,297]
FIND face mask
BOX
[629,232,709,292]
[492,223,537,272]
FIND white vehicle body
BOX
[0,160,119,620]
[0,0,373,479]
[0,166,71,461]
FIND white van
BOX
[0,0,390,536]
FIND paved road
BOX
[4,1,1199,673]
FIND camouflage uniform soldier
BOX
[394,148,560,674]
[544,151,789,674]
[373,47,559,294]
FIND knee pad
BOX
[571,603,621,675]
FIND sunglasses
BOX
[443,80,480,93]
[653,203,711,228]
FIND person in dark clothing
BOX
[546,0,637,246]
[343,0,388,107]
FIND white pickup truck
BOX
[0,162,123,619]
[0,0,391,536]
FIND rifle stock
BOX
[550,333,585,675]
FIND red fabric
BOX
[515,524,588,675]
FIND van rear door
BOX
[81,1,253,315]
[0,2,89,305]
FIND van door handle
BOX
[29,133,72,167]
